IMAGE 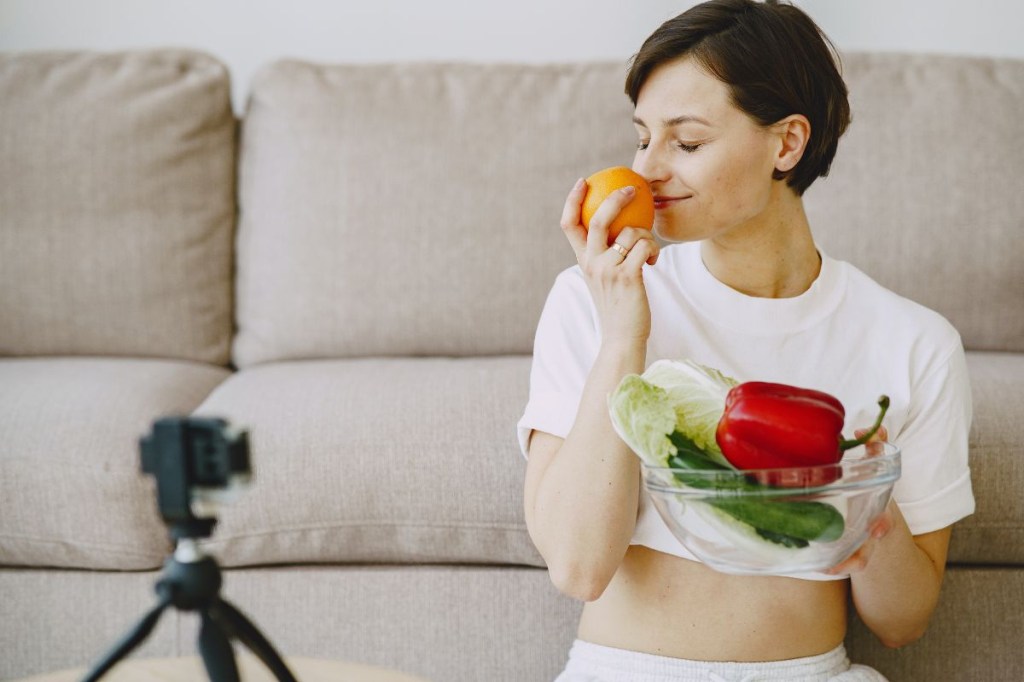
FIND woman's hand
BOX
[826,426,893,575]
[560,177,660,346]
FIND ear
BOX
[772,114,811,173]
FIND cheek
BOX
[709,150,773,213]
[695,165,759,216]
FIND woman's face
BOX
[632,57,782,243]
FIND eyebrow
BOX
[632,114,713,128]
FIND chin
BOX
[653,217,704,244]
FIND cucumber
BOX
[665,431,845,545]
[687,501,812,559]
[708,498,844,543]
[755,528,809,549]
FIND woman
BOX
[516,1,974,680]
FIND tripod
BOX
[82,417,299,682]
[82,528,298,682]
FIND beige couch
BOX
[0,49,1021,681]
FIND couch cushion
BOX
[192,357,542,567]
[948,351,1024,564]
[0,358,230,569]
[233,61,636,366]
[0,51,236,364]
[189,353,1019,569]
[0,569,179,680]
[805,53,1024,353]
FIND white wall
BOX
[796,0,1022,59]
[2,0,1021,112]
[0,0,682,110]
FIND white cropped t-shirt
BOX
[517,241,974,580]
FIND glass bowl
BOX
[641,443,901,576]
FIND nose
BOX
[633,142,670,187]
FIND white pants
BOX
[555,640,888,682]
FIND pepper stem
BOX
[839,395,891,451]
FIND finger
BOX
[586,186,636,255]
[559,178,589,261]
[605,232,640,267]
[859,540,876,566]
[604,240,630,265]
[853,425,888,442]
[826,542,872,575]
[614,227,660,266]
[854,424,888,457]
[620,235,656,272]
[647,239,660,266]
[869,505,895,540]
[825,553,857,575]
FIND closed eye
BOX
[637,141,703,152]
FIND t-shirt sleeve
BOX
[892,338,975,535]
[516,269,600,459]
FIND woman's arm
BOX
[835,395,966,647]
[524,339,646,601]
[844,503,952,648]
[523,178,659,602]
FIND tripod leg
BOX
[212,598,298,682]
[81,598,170,682]
[199,609,241,682]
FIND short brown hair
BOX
[625,0,850,196]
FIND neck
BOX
[700,187,820,299]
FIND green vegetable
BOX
[643,360,738,467]
[667,432,843,546]
[607,375,679,468]
[666,432,744,490]
[708,498,844,544]
[754,529,810,549]
[608,360,846,552]
[609,359,737,468]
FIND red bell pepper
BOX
[715,382,889,487]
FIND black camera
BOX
[85,418,297,682]
[140,416,251,540]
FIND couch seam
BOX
[0,533,167,558]
[206,520,530,540]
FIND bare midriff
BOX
[576,545,850,662]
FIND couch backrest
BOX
[234,54,1023,367]
[232,61,637,366]
[0,50,236,365]
[805,53,1024,353]
[5,53,1015,364]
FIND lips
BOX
[653,195,690,210]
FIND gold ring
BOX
[611,242,629,258]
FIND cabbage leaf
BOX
[609,359,738,469]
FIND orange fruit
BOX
[580,166,655,243]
